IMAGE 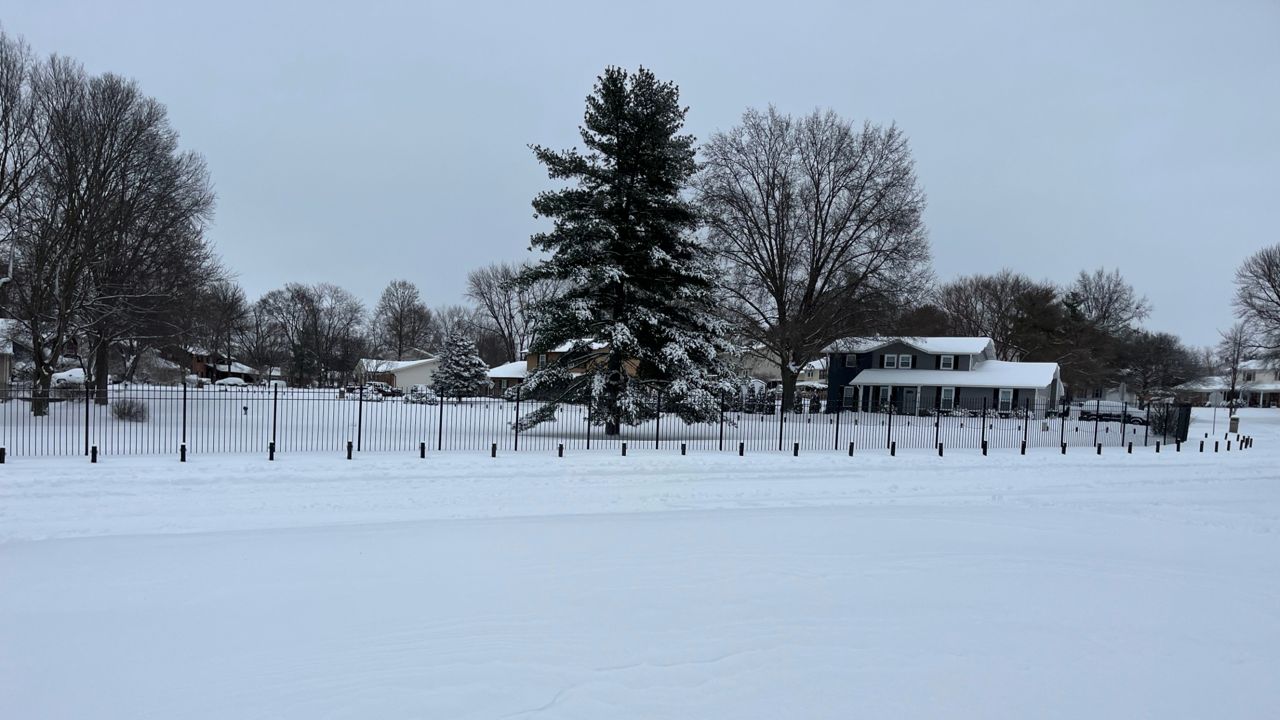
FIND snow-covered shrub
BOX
[111,399,149,422]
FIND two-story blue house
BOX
[823,336,1063,415]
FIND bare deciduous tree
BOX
[0,29,37,280]
[934,270,1058,361]
[698,107,930,411]
[1217,321,1254,415]
[1064,268,1151,337]
[465,261,558,363]
[259,283,366,386]
[370,279,432,360]
[1234,244,1280,355]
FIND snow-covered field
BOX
[1,409,1276,718]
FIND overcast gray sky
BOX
[9,0,1278,346]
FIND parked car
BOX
[52,368,86,388]
[214,377,247,387]
[1078,400,1147,425]
[363,381,400,397]
[404,384,439,405]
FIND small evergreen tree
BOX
[431,329,490,401]
[517,66,730,435]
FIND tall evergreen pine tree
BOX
[431,329,490,401]
[518,66,729,435]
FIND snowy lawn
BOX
[1,409,1277,718]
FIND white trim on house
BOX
[939,354,954,370]
[998,388,1013,413]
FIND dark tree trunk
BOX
[94,338,110,405]
[779,360,798,415]
[604,350,624,436]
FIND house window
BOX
[1244,371,1256,382]
[842,385,855,409]
[844,354,857,368]
[939,355,955,370]
[879,386,891,406]
[899,354,913,369]
[884,354,897,369]
[998,388,1013,413]
[940,387,955,411]
[537,353,547,368]
[819,369,828,380]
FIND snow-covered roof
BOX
[527,340,609,355]
[1240,358,1277,371]
[488,361,528,380]
[1174,376,1231,392]
[846,359,1059,389]
[358,357,438,373]
[212,361,258,375]
[823,336,994,356]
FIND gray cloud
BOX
[11,0,1278,346]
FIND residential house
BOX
[488,360,528,397]
[1175,359,1279,407]
[355,356,440,389]
[525,341,639,377]
[823,336,1063,415]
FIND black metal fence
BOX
[0,384,1205,460]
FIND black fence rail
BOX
[0,384,1198,459]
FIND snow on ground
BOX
[1,409,1278,718]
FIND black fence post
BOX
[268,441,275,461]
[778,396,785,452]
[848,441,854,457]
[345,440,353,459]
[834,403,841,451]
[1059,402,1066,447]
[621,441,627,457]
[1092,402,1100,447]
[938,443,944,457]
[84,385,90,456]
[933,412,940,449]
[887,403,894,450]
[181,381,188,450]
[356,385,364,453]
[586,404,592,451]
[681,442,687,456]
[718,394,725,452]
[1022,399,1030,448]
[2,447,8,464]
[90,445,97,463]
[491,442,497,458]
[558,443,564,457]
[792,441,799,457]
[655,389,662,451]
[271,384,279,458]
[980,398,987,449]
[738,441,744,456]
[890,441,896,457]
[513,386,521,452]
[437,394,445,452]
[419,441,426,459]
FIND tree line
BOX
[4,27,1278,426]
